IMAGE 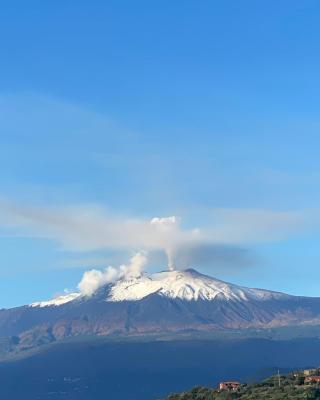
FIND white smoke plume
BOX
[0,199,311,273]
[0,200,199,270]
[77,266,119,296]
[77,251,148,296]
[150,216,179,270]
[118,251,148,279]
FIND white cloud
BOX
[77,251,148,296]
[0,199,314,272]
[0,201,199,269]
[119,251,148,279]
[205,208,309,243]
[78,266,119,296]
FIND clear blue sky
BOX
[1,0,320,307]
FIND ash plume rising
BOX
[0,199,309,279]
[150,216,180,270]
[78,251,148,296]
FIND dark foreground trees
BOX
[166,372,320,400]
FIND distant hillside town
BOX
[166,368,320,399]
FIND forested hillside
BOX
[166,370,320,399]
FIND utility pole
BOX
[278,369,281,388]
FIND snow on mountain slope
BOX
[107,268,289,302]
[30,268,290,307]
[30,292,81,308]
[13,268,320,344]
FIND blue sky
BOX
[1,0,320,307]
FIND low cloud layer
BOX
[173,243,256,272]
[0,199,314,274]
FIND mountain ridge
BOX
[30,268,292,307]
[0,268,320,354]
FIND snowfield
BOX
[30,268,289,307]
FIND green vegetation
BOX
[166,371,320,400]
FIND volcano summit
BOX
[0,268,319,350]
[32,268,290,306]
[0,269,320,354]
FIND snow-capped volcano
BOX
[107,269,288,302]
[2,268,320,349]
[30,268,289,307]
